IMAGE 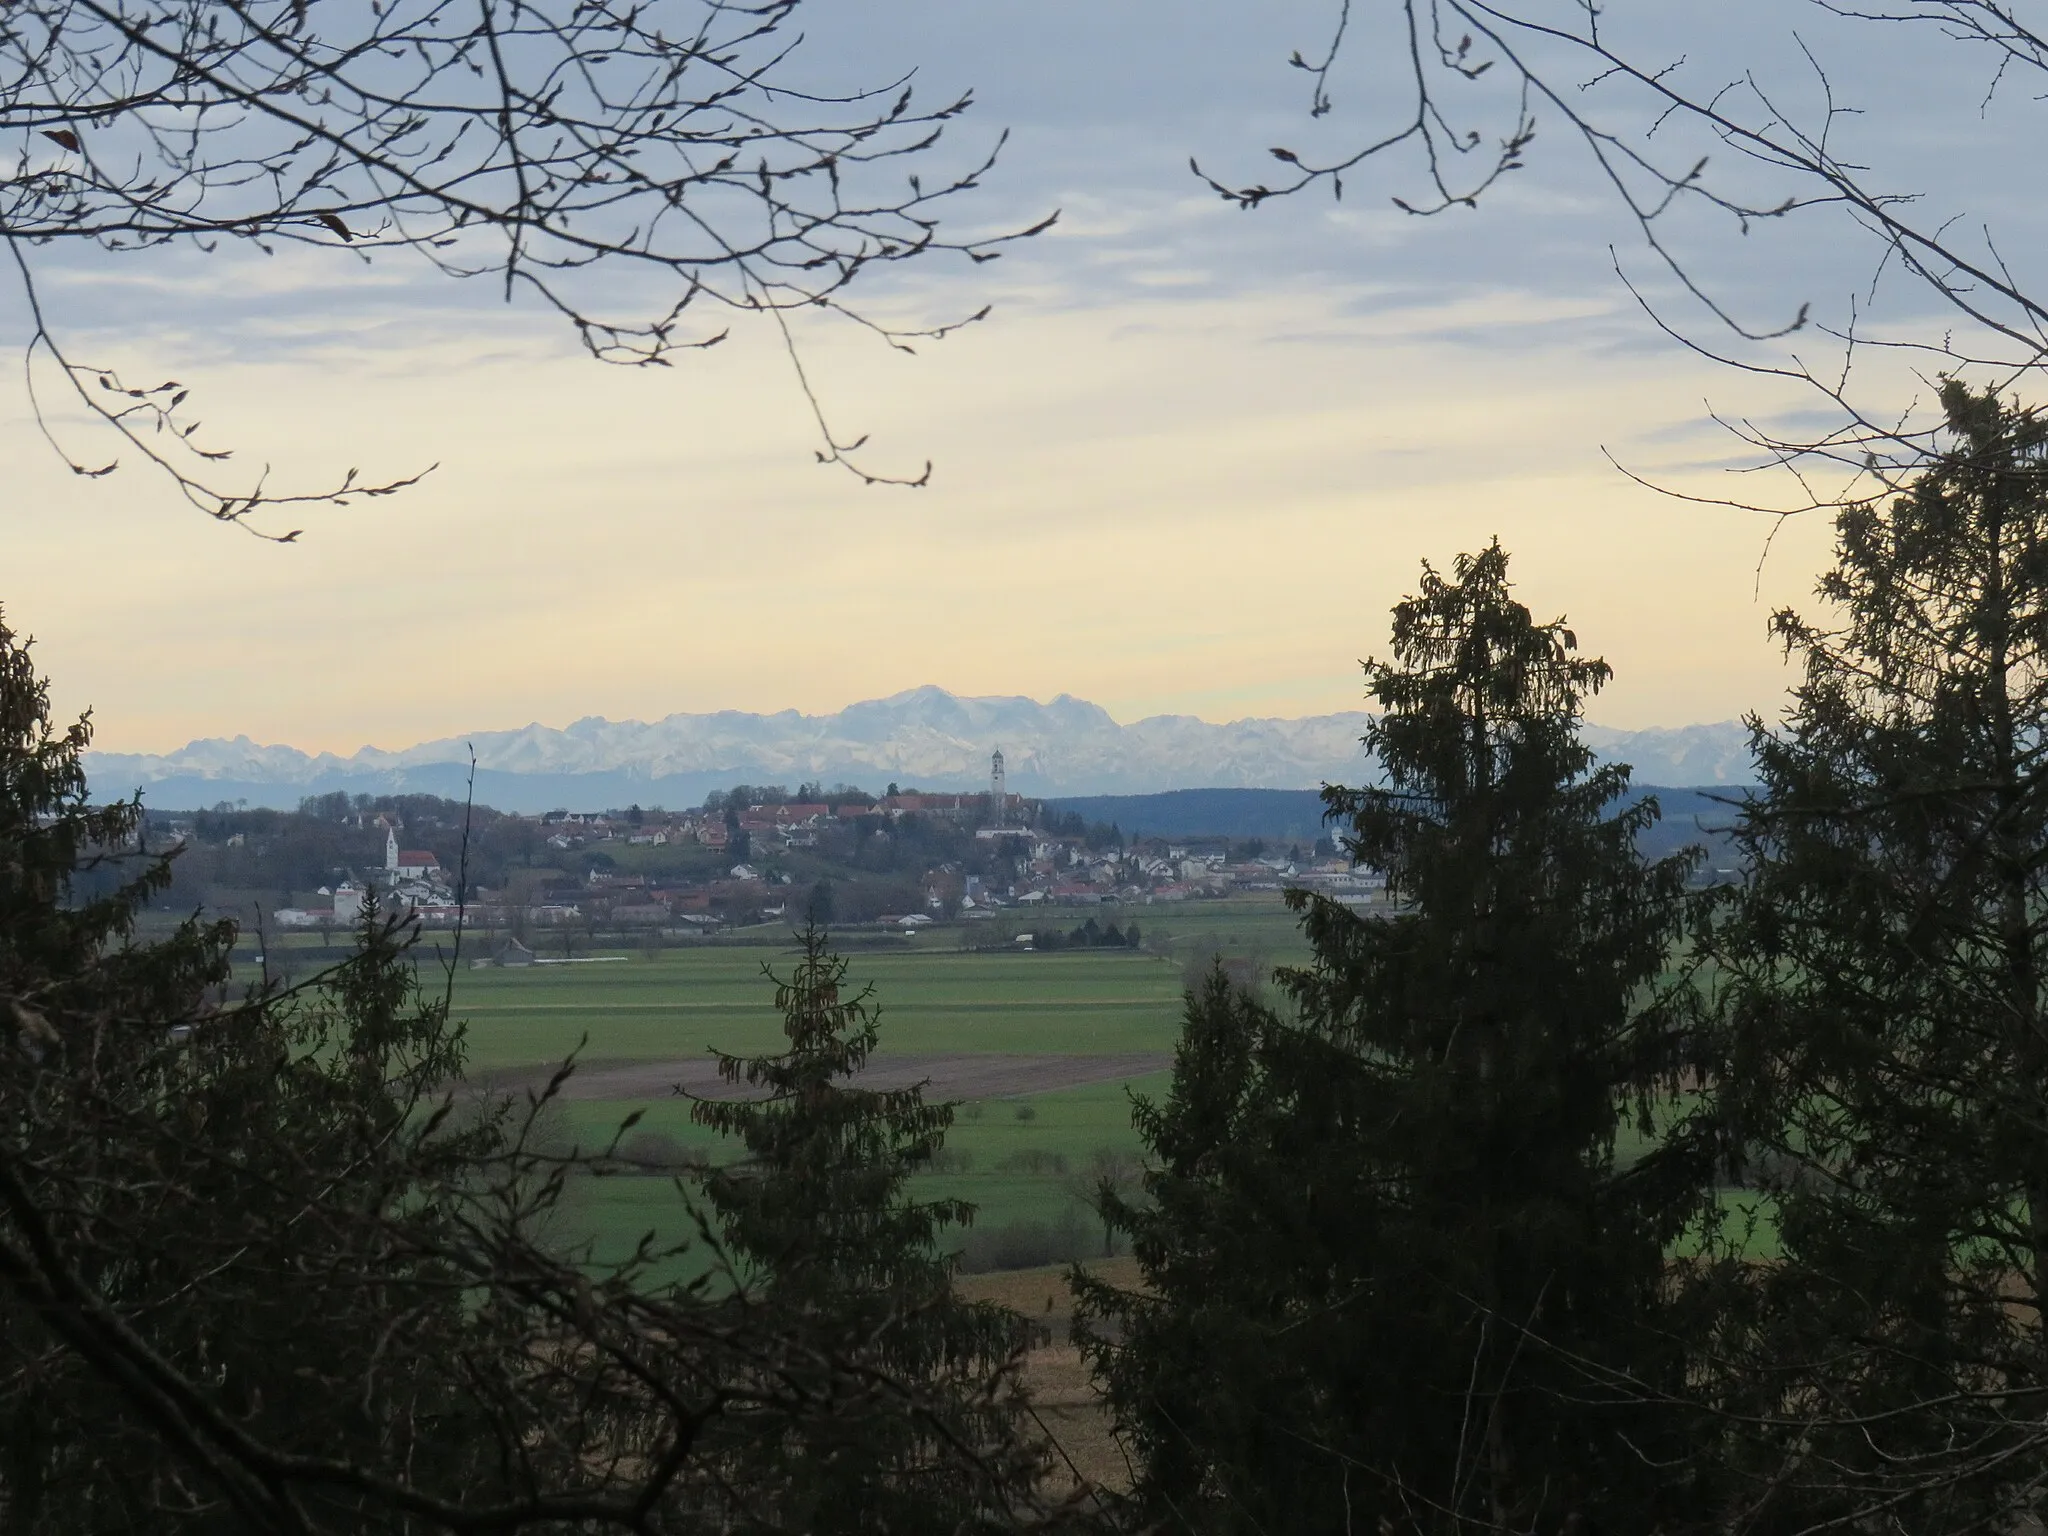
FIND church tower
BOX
[386,826,400,873]
[990,748,1006,827]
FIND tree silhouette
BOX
[1080,543,1706,1534]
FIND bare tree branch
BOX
[1,0,1049,528]
[1220,0,2048,524]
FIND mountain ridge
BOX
[84,685,1759,813]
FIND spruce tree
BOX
[0,609,503,1527]
[1693,382,2048,1532]
[691,925,1048,1533]
[1078,541,1705,1535]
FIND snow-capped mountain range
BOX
[84,685,1757,813]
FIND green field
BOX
[1128,896,1320,965]
[451,946,1191,1070]
[435,926,1244,1272]
[404,899,1747,1275]
[559,1073,1173,1274]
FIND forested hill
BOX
[1046,785,1749,863]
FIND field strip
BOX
[479,1051,1173,1103]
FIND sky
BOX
[9,0,2039,756]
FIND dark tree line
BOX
[133,796,549,920]
[1026,919,1140,953]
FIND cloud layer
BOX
[9,1,2031,755]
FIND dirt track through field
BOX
[485,1052,1172,1103]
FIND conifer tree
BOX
[0,609,500,1526]
[1078,542,1705,1535]
[691,925,1049,1533]
[1693,382,2048,1532]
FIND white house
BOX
[333,882,365,926]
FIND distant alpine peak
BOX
[85,685,1757,805]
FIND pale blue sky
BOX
[7,0,2036,754]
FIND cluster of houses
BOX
[536,792,1010,855]
[974,844,1383,910]
[269,798,1387,940]
[272,820,461,931]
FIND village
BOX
[261,752,1385,940]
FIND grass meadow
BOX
[451,947,1190,1070]
[343,895,1756,1273]
[434,923,1230,1271]
[560,1073,1174,1275]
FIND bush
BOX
[955,1206,1092,1274]
[1012,1102,1037,1122]
[926,1146,974,1174]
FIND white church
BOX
[385,827,441,881]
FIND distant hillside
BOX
[1046,789,1333,842]
[1050,785,1751,862]
[87,685,1759,813]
